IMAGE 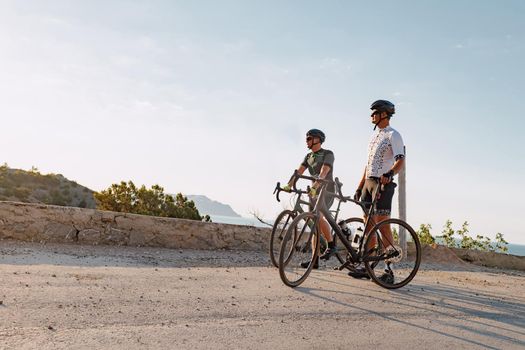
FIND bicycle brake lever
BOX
[273,182,281,202]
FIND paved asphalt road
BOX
[1,241,524,349]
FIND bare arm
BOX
[380,158,405,185]
[391,158,405,175]
[313,164,331,189]
[287,165,307,187]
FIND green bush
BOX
[94,181,207,221]
[416,223,435,245]
[61,187,71,196]
[13,187,31,201]
[50,190,67,206]
[436,220,508,253]
[495,233,508,253]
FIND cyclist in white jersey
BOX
[348,100,406,283]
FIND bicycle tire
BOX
[269,210,296,268]
[278,212,320,288]
[363,218,421,289]
[333,217,365,268]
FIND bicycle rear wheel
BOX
[333,217,365,268]
[269,210,296,267]
[278,212,320,288]
[363,218,421,289]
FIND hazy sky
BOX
[1,1,524,244]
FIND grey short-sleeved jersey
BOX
[301,148,334,179]
[301,148,335,207]
[365,126,404,178]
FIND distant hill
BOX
[0,165,96,208]
[186,195,241,217]
[0,165,238,217]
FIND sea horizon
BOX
[209,215,525,257]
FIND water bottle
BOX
[351,228,362,249]
[338,221,353,241]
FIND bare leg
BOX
[375,215,393,249]
[319,213,332,243]
[364,215,392,249]
[311,213,332,255]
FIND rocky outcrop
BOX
[0,201,271,250]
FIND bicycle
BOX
[270,177,346,268]
[278,171,421,289]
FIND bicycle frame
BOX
[291,171,385,265]
[274,180,344,227]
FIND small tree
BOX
[95,181,136,213]
[441,220,457,248]
[416,223,435,245]
[495,232,508,253]
[392,227,399,241]
[457,221,476,250]
[473,235,491,251]
[30,166,40,174]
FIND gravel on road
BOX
[1,240,524,350]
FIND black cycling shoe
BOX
[300,257,319,269]
[347,266,370,279]
[319,247,337,261]
[379,269,394,284]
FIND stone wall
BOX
[0,201,271,251]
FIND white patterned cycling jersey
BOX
[365,126,405,178]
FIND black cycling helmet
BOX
[306,129,325,143]
[371,100,395,116]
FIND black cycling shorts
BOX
[361,178,397,216]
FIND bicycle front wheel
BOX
[269,210,296,267]
[278,212,320,288]
[363,218,421,289]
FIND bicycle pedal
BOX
[385,245,403,264]
[335,261,355,271]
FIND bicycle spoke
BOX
[363,219,421,289]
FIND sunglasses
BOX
[371,111,381,116]
[306,136,314,141]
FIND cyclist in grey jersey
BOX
[283,129,338,268]
[349,100,406,282]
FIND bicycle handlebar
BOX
[291,170,333,191]
[290,170,357,203]
[278,170,375,210]
[273,182,282,202]
[273,181,310,203]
